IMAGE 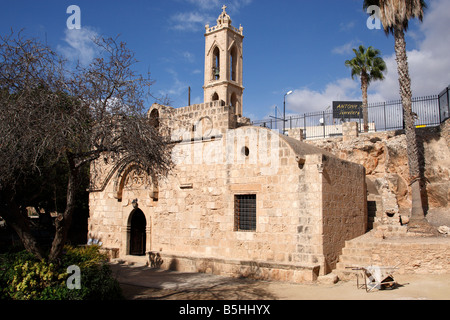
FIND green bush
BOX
[0,246,123,300]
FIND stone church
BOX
[88,6,367,282]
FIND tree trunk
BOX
[48,158,79,262]
[0,192,45,260]
[394,27,427,227]
[361,73,369,133]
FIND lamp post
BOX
[283,91,293,135]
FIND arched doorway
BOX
[149,109,159,129]
[129,209,147,256]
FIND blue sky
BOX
[1,0,449,120]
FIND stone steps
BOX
[335,226,407,280]
[334,223,448,281]
[335,237,376,280]
[367,199,378,230]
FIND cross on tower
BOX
[222,5,227,12]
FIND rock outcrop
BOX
[306,119,450,228]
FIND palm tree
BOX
[345,45,387,132]
[363,0,432,231]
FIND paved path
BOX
[110,262,450,300]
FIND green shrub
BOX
[0,246,123,300]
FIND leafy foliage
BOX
[0,31,173,261]
[363,0,427,35]
[345,45,386,85]
[0,245,123,300]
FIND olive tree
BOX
[0,31,173,261]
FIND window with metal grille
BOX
[234,195,256,231]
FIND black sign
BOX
[439,86,449,123]
[333,101,362,119]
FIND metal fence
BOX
[252,92,447,140]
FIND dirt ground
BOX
[110,262,450,300]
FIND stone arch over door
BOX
[113,162,159,202]
[149,108,160,129]
[127,208,147,256]
[113,162,156,257]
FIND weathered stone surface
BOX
[89,120,367,282]
[317,273,339,285]
[88,6,449,285]
[307,120,450,223]
[336,234,450,277]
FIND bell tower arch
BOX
[203,5,244,116]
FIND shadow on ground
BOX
[110,263,277,300]
[110,262,450,300]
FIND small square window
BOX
[234,195,256,231]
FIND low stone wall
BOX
[336,233,450,278]
[148,251,321,283]
[150,101,238,139]
[370,239,450,275]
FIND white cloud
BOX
[184,0,221,11]
[332,39,362,55]
[191,95,203,105]
[289,0,450,114]
[287,78,360,114]
[339,21,356,32]
[57,27,100,66]
[170,11,213,31]
[158,69,188,98]
[370,0,450,101]
[185,0,253,12]
[181,51,195,63]
[170,0,253,32]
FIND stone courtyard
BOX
[110,259,450,300]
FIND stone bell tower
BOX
[203,5,244,117]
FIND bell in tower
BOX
[203,5,245,117]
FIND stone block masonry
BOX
[88,7,368,283]
[306,120,450,220]
[342,122,359,141]
[321,155,367,273]
[336,235,450,279]
[151,252,321,283]
[88,125,367,282]
[151,101,240,140]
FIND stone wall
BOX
[149,101,239,140]
[336,235,450,278]
[150,128,298,264]
[442,117,450,147]
[153,252,320,282]
[321,155,367,272]
[371,239,450,274]
[89,125,367,281]
[342,122,358,142]
[306,119,450,227]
